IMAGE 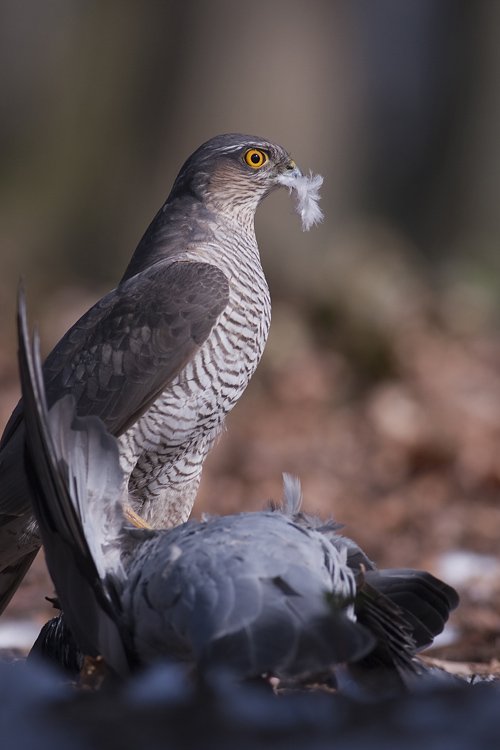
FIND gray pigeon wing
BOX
[17,292,130,675]
[41,260,229,435]
[364,568,459,650]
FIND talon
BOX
[124,505,151,529]
[79,654,108,690]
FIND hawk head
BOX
[170,133,323,230]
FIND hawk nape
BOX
[0,134,323,614]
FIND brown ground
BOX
[1,290,500,668]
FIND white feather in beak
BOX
[277,170,324,231]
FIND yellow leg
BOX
[124,504,152,529]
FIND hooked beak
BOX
[284,159,302,179]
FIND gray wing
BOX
[361,568,459,651]
[330,544,459,686]
[18,292,131,676]
[42,259,229,435]
[316,536,458,681]
[124,513,375,679]
[339,570,458,695]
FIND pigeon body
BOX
[121,511,368,676]
[0,134,323,613]
[19,297,458,683]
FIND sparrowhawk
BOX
[19,300,459,682]
[0,134,324,614]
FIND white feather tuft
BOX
[277,171,324,231]
[281,472,303,514]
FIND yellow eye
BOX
[244,148,269,169]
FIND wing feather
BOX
[18,289,130,675]
[42,260,229,435]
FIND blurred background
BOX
[1,0,500,667]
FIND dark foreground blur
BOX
[2,659,500,750]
